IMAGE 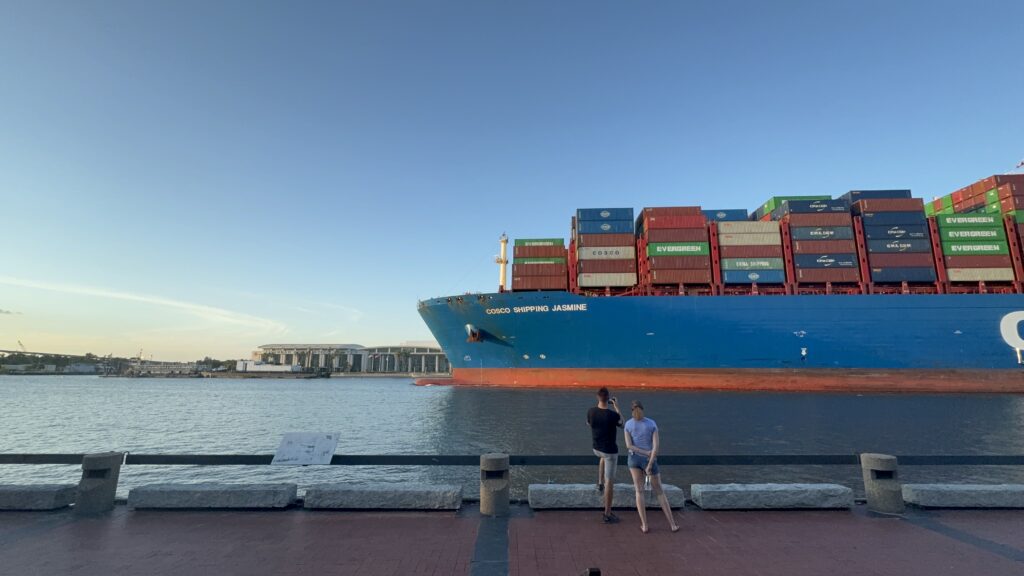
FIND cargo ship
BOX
[418,178,1024,393]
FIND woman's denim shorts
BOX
[628,452,659,475]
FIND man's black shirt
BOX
[587,407,621,454]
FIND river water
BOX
[3,376,1023,498]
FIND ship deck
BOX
[2,504,1022,575]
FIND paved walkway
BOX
[1,505,1022,575]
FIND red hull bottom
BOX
[416,368,1024,394]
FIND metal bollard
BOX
[75,452,124,515]
[860,453,904,515]
[479,453,510,517]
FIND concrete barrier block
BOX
[0,484,77,510]
[528,483,685,510]
[691,483,853,510]
[903,484,1024,508]
[304,484,463,510]
[128,483,297,509]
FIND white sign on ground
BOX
[272,432,340,466]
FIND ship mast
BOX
[496,233,508,292]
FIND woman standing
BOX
[623,400,679,534]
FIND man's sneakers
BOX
[602,513,620,524]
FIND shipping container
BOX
[938,227,1006,242]
[650,269,713,284]
[853,198,925,213]
[512,263,567,277]
[719,245,785,258]
[862,224,929,240]
[936,213,1001,227]
[754,196,830,219]
[577,246,637,260]
[789,226,855,241]
[511,276,568,291]
[857,211,927,225]
[795,268,861,283]
[867,253,936,268]
[870,267,937,283]
[702,209,749,222]
[577,272,637,287]
[942,254,1014,268]
[778,199,850,214]
[785,213,853,227]
[645,228,709,243]
[644,215,707,229]
[513,257,568,264]
[577,208,634,222]
[719,258,785,271]
[866,239,933,253]
[973,174,1024,193]
[722,269,787,284]
[941,241,1010,256]
[646,242,710,256]
[642,207,703,217]
[514,238,564,247]
[717,221,780,234]
[791,240,858,254]
[718,233,783,246]
[575,220,634,235]
[999,196,1024,212]
[576,233,636,247]
[578,259,637,274]
[648,255,712,269]
[513,245,567,258]
[946,268,1016,282]
[840,190,912,203]
[996,183,1024,200]
[793,254,858,268]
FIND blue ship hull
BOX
[417,292,1024,392]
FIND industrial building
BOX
[253,343,449,375]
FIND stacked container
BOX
[637,207,710,285]
[575,208,637,288]
[853,198,937,283]
[779,199,860,284]
[929,175,1024,218]
[936,214,1015,283]
[752,196,829,221]
[511,238,568,291]
[717,220,786,284]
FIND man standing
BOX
[587,387,622,523]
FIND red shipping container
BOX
[645,228,708,242]
[942,255,1014,268]
[795,268,860,283]
[513,245,567,258]
[719,245,784,258]
[645,215,707,229]
[791,240,858,254]
[853,198,925,213]
[963,195,986,210]
[648,256,712,269]
[786,213,853,227]
[511,275,567,290]
[759,213,773,222]
[577,233,635,247]
[650,269,712,284]
[642,206,703,217]
[931,199,943,212]
[977,174,1024,193]
[1000,195,1024,211]
[952,189,966,204]
[997,183,1024,200]
[578,259,637,274]
[512,263,567,277]
[953,201,965,213]
[867,253,935,268]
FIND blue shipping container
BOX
[870,267,937,283]
[857,211,927,225]
[702,209,749,222]
[793,254,858,268]
[780,199,850,214]
[577,208,634,222]
[575,219,635,235]
[866,239,933,253]
[722,269,787,284]
[840,190,913,203]
[789,226,855,241]
[863,224,929,240]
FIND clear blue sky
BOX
[2,1,1022,360]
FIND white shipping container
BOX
[577,246,637,260]
[717,221,780,234]
[717,232,782,246]
[946,268,1015,282]
[577,272,638,287]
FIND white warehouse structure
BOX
[253,343,450,375]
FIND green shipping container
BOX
[938,206,955,215]
[924,203,935,216]
[720,258,785,271]
[941,196,954,210]
[513,257,567,264]
[1007,211,1024,223]
[983,202,1002,214]
[985,189,999,204]
[937,214,1000,227]
[941,241,1009,256]
[646,242,710,257]
[514,238,564,247]
[939,227,1006,242]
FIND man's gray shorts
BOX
[593,449,617,482]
